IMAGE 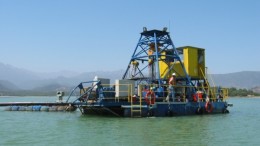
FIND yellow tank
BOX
[184,47,198,77]
[159,46,205,79]
[159,61,185,78]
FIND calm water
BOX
[0,96,259,146]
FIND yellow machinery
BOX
[159,46,205,79]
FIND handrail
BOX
[199,67,216,99]
[138,84,228,102]
[100,84,134,102]
[66,81,228,105]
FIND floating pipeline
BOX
[0,101,79,112]
[3,104,77,112]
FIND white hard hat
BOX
[172,73,176,76]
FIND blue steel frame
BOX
[122,29,193,89]
[66,80,101,103]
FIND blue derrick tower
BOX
[122,27,193,89]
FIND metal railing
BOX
[72,82,229,104]
[137,84,229,102]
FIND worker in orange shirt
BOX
[166,73,176,102]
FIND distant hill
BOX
[1,62,260,96]
[0,62,81,89]
[0,62,125,95]
[252,87,260,94]
[211,71,260,89]
[32,83,71,92]
[0,80,19,91]
[0,62,40,87]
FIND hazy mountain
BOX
[0,62,41,86]
[14,70,260,91]
[37,70,81,79]
[1,62,260,94]
[0,80,20,91]
[210,71,260,89]
[0,62,80,80]
[32,83,71,92]
[0,62,81,89]
[72,70,124,83]
[252,87,260,94]
[0,62,125,91]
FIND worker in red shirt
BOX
[166,73,176,102]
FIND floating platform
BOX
[77,99,230,117]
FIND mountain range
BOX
[0,62,124,92]
[210,71,260,89]
[0,62,260,95]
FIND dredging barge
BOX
[0,28,232,117]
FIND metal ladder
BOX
[130,94,142,117]
[131,86,142,117]
[200,67,215,99]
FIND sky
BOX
[0,0,259,74]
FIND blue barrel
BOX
[32,105,41,111]
[41,106,49,112]
[18,106,26,111]
[11,106,19,111]
[26,106,33,111]
[49,106,57,112]
[4,106,12,111]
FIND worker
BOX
[169,73,176,86]
[166,73,176,102]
